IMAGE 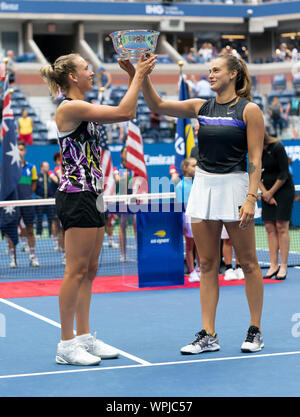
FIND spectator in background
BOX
[46,112,58,144]
[195,75,212,98]
[197,43,214,63]
[17,141,40,267]
[18,108,34,146]
[98,66,112,102]
[35,161,56,238]
[275,42,292,62]
[184,74,197,98]
[182,47,197,64]
[291,46,299,62]
[175,157,201,283]
[259,132,295,281]
[5,50,16,84]
[269,96,284,137]
[285,90,300,139]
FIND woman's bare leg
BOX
[59,227,104,341]
[75,227,105,336]
[191,219,223,335]
[224,222,264,330]
[264,220,279,276]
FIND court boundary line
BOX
[0,297,151,366]
[1,350,300,380]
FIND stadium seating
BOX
[10,86,49,144]
[272,74,287,90]
[16,52,36,63]
[293,73,300,90]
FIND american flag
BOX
[98,123,115,196]
[126,119,148,194]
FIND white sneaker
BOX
[189,269,200,282]
[56,339,101,366]
[235,267,244,280]
[224,268,237,281]
[77,333,119,359]
[29,254,40,267]
[120,255,127,262]
[109,240,119,249]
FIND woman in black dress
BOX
[259,132,295,280]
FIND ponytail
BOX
[40,53,80,97]
[217,54,252,102]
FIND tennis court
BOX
[1,266,300,397]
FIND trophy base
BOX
[119,50,152,63]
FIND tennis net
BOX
[0,189,299,281]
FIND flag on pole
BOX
[0,63,22,245]
[174,75,195,174]
[126,119,149,194]
[98,123,116,196]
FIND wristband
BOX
[247,193,257,200]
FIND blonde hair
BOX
[217,54,252,102]
[40,53,80,96]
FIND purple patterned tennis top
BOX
[57,120,103,195]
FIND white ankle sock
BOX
[60,338,76,347]
[76,333,92,342]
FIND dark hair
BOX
[264,131,279,146]
[53,151,60,162]
[18,140,26,148]
[217,54,252,101]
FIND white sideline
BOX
[1,350,300,380]
[0,297,151,366]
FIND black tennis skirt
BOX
[55,190,105,231]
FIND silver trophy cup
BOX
[109,29,160,61]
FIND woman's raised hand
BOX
[118,58,136,78]
[135,53,157,77]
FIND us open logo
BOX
[150,230,170,244]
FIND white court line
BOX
[0,298,151,366]
[1,350,300,380]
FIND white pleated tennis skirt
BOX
[186,167,258,222]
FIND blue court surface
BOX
[1,268,300,398]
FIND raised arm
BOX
[56,54,157,127]
[142,74,205,119]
